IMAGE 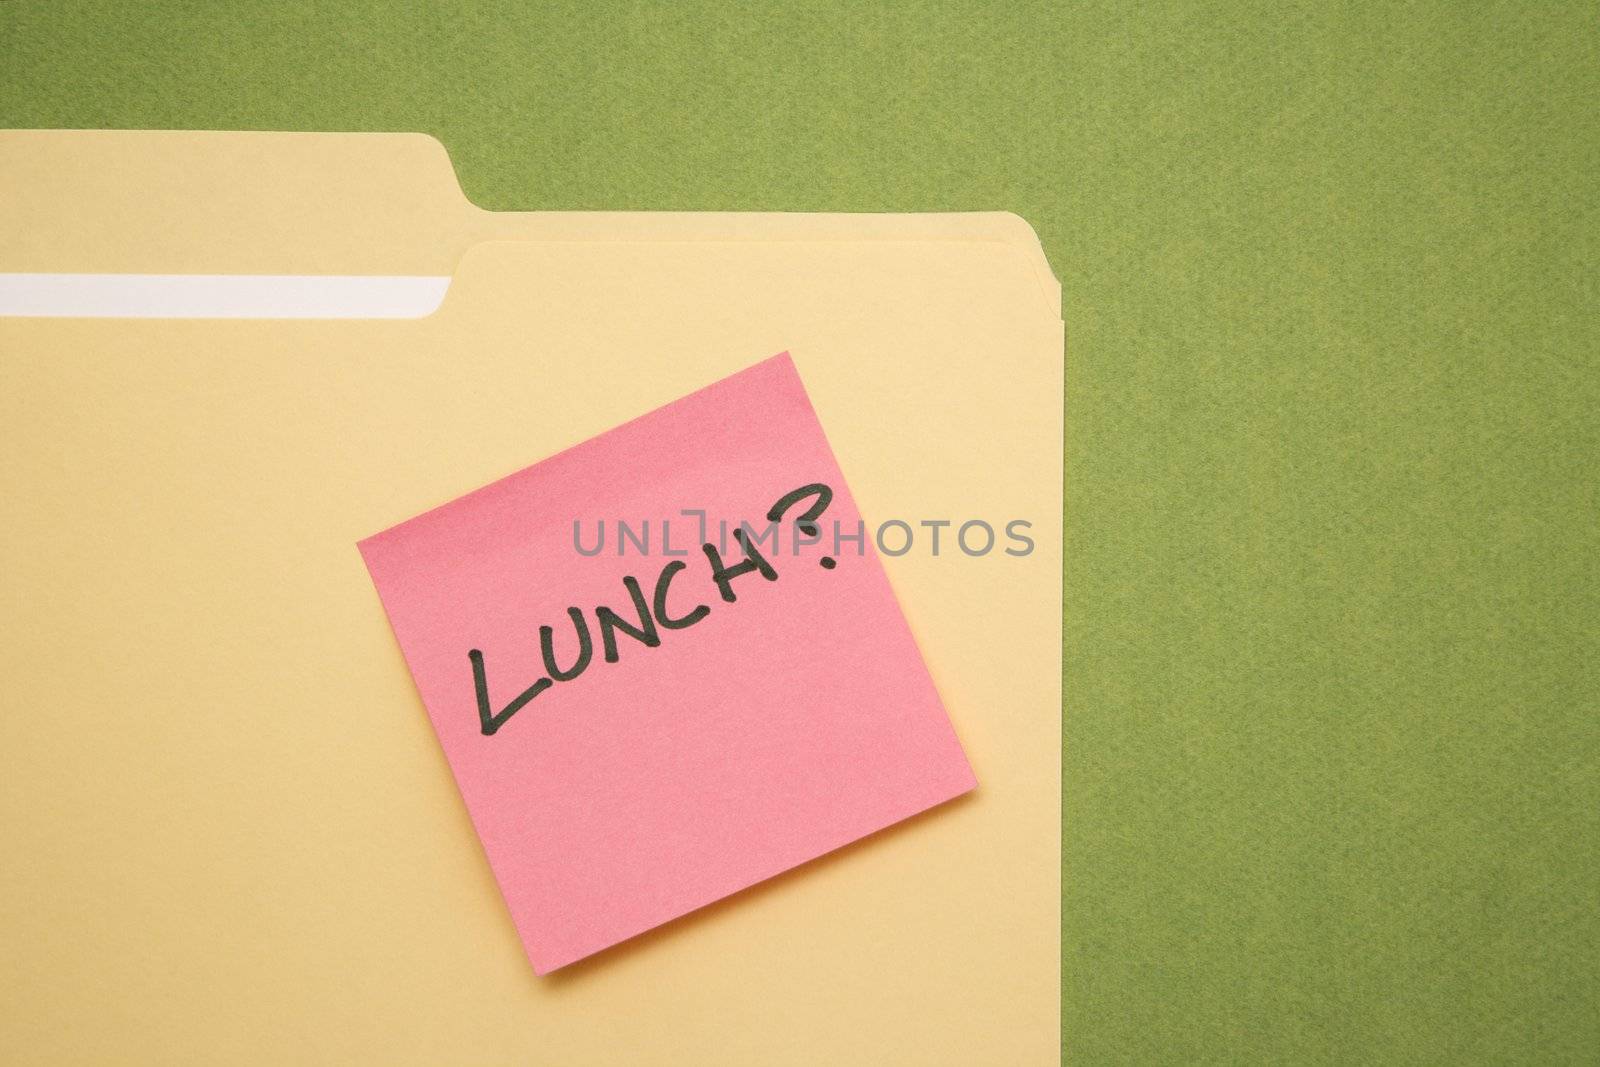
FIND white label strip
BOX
[0,274,451,319]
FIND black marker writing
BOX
[469,482,836,737]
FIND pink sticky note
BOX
[358,353,975,973]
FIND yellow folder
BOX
[0,131,1062,1064]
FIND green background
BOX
[5,2,1596,1062]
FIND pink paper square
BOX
[358,353,975,973]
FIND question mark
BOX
[767,483,836,569]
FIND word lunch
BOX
[470,483,835,736]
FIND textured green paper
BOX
[4,2,1596,1062]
